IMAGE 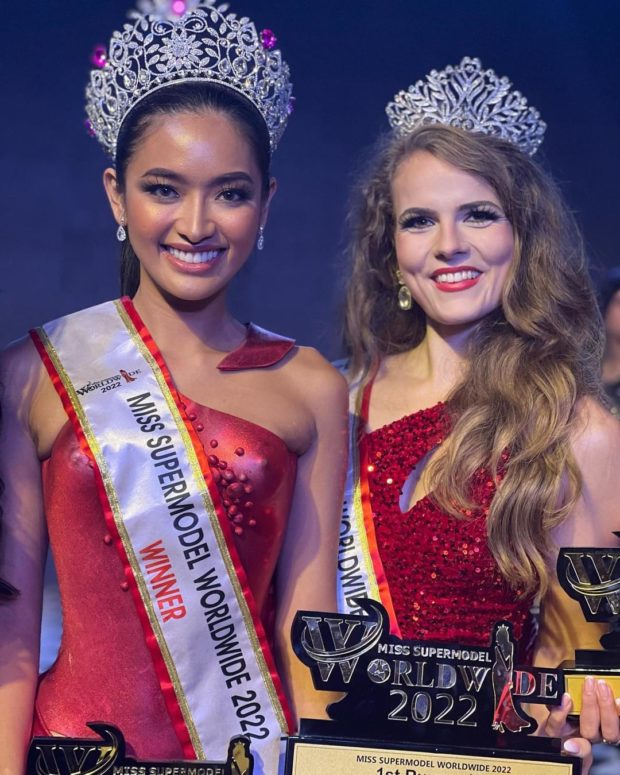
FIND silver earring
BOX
[395,269,412,311]
[257,225,265,251]
[116,220,127,242]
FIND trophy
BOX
[286,598,579,775]
[557,538,620,714]
[27,723,254,775]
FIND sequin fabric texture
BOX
[362,403,534,656]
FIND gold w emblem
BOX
[560,549,620,618]
[30,724,120,775]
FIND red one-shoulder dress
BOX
[33,325,297,758]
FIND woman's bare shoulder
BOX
[1,336,65,456]
[571,396,620,459]
[0,336,43,414]
[284,345,348,398]
[563,396,620,545]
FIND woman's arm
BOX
[537,399,620,660]
[274,351,348,723]
[533,398,620,765]
[0,341,49,775]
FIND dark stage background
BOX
[2,0,620,355]
[4,5,620,771]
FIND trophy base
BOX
[284,720,580,775]
[561,651,620,715]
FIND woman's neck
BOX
[396,325,468,393]
[371,322,470,426]
[131,283,246,359]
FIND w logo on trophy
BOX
[298,600,385,684]
[557,536,620,714]
[28,724,120,775]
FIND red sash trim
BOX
[120,297,295,734]
[30,326,196,757]
[358,377,401,637]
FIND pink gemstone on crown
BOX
[171,0,186,15]
[260,29,277,50]
[90,44,107,69]
[84,119,96,137]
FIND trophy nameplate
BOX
[558,539,620,714]
[286,598,579,775]
[27,723,254,775]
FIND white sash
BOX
[336,374,401,636]
[32,298,292,774]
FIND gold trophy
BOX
[557,541,620,714]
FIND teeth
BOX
[166,246,221,264]
[435,270,480,283]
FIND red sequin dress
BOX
[362,402,535,658]
[32,325,297,758]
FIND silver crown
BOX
[85,0,293,158]
[386,57,546,156]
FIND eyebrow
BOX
[141,168,256,187]
[398,200,503,219]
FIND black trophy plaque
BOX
[285,598,579,775]
[558,538,620,715]
[27,723,254,775]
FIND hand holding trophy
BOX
[557,538,620,743]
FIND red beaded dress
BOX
[361,397,535,659]
[32,325,297,758]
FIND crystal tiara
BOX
[386,57,546,156]
[85,0,293,159]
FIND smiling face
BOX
[104,109,273,304]
[392,150,515,332]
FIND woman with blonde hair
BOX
[338,58,620,762]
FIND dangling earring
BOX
[116,215,127,243]
[395,269,412,310]
[257,225,265,251]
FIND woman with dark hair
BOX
[601,267,620,416]
[337,59,620,764]
[0,3,346,773]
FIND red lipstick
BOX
[431,266,482,293]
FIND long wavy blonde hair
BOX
[345,125,604,596]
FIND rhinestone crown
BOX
[86,0,293,158]
[386,57,546,156]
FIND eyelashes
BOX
[139,182,254,203]
[399,214,432,230]
[216,186,252,203]
[398,207,504,231]
[466,207,502,224]
[141,182,178,200]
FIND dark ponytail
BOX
[120,240,141,297]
